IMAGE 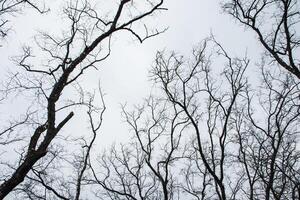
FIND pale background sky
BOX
[0,0,261,149]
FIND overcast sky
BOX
[0,0,262,148]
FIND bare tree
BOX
[233,68,300,200]
[0,0,47,41]
[0,0,165,198]
[222,1,300,198]
[152,39,250,200]
[94,38,299,200]
[223,0,300,79]
[1,1,298,199]
[151,39,299,200]
[15,86,106,200]
[90,96,187,200]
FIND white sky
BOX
[0,0,261,149]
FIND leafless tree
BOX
[0,0,47,41]
[14,86,106,200]
[152,39,250,200]
[151,38,299,200]
[233,68,300,200]
[223,0,300,79]
[1,0,298,199]
[94,38,299,200]
[89,96,188,200]
[0,0,165,198]
[222,1,300,198]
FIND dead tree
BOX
[15,86,106,199]
[148,38,298,199]
[233,68,300,200]
[90,96,188,200]
[0,0,47,41]
[89,37,299,200]
[152,39,249,200]
[223,0,300,79]
[0,0,165,198]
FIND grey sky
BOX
[1,0,299,199]
[0,0,261,149]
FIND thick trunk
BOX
[0,151,45,199]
